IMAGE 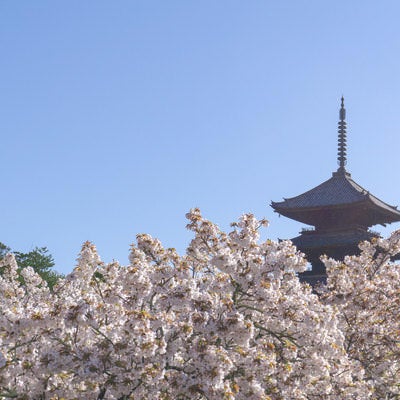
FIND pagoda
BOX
[271,98,400,285]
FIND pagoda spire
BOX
[337,96,347,172]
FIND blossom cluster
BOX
[0,209,398,399]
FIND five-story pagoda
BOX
[271,98,400,285]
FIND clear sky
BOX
[2,1,400,274]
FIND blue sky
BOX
[2,1,400,274]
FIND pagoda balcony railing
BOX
[301,227,315,233]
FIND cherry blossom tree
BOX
[322,231,400,400]
[0,209,386,399]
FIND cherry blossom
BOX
[322,230,400,400]
[1,209,392,399]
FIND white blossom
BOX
[1,209,392,399]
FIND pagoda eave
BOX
[290,229,378,251]
[272,198,400,228]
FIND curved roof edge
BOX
[271,170,400,220]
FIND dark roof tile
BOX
[291,229,377,249]
[272,170,400,218]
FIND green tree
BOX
[0,243,63,289]
[0,242,10,259]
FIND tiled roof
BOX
[271,170,400,217]
[291,229,377,250]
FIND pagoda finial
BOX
[337,96,347,172]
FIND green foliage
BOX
[0,243,10,259]
[0,242,63,289]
